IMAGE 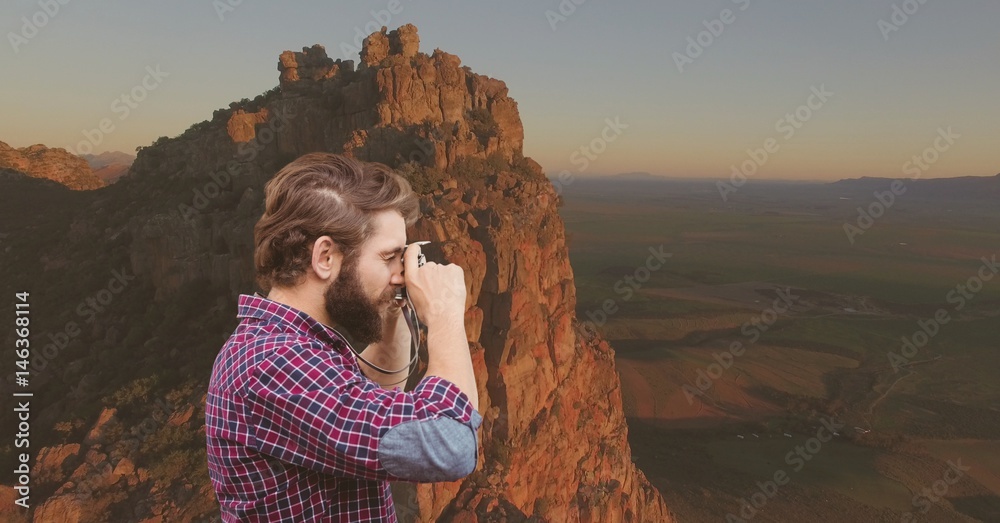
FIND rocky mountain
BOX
[80,152,135,185]
[0,24,673,522]
[0,141,105,190]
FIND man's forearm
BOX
[359,313,412,389]
[424,316,479,409]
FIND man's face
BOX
[323,210,406,345]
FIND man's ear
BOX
[311,235,344,281]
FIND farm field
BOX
[560,177,1000,522]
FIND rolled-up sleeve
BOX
[379,402,483,482]
[244,340,481,483]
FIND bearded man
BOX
[205,153,481,522]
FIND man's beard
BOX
[323,256,392,346]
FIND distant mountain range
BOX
[545,172,1000,201]
[545,171,666,181]
[80,150,135,184]
[80,150,134,168]
[611,171,663,179]
[831,174,1000,200]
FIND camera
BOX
[393,242,428,305]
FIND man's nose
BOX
[389,270,405,286]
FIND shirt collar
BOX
[237,293,352,354]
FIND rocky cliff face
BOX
[0,141,105,190]
[2,24,673,522]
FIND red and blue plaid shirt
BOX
[206,293,480,522]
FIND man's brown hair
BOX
[254,153,420,292]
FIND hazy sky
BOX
[2,0,997,180]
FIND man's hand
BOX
[401,242,467,329]
[402,243,478,409]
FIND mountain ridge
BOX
[0,141,105,190]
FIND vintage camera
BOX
[393,241,429,305]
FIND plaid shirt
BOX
[206,293,480,522]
